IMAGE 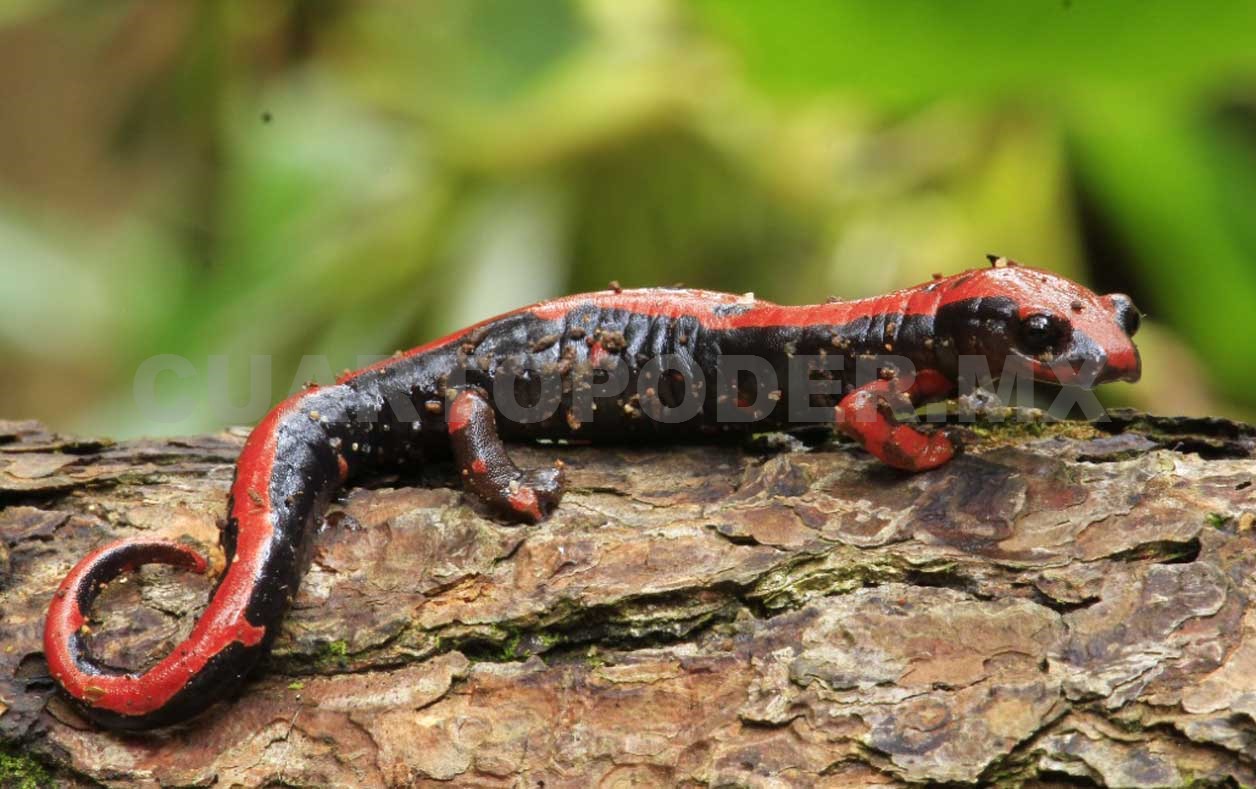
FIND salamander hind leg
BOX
[447,387,565,523]
[836,369,956,473]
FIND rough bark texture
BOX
[1,410,1255,788]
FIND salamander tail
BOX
[43,538,218,729]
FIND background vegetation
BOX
[2,1,1254,438]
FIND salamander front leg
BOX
[448,387,565,523]
[836,369,956,472]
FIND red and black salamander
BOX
[45,258,1142,729]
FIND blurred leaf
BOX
[566,129,818,296]
[1067,96,1256,404]
[341,0,586,111]
[689,0,1256,108]
[441,180,568,329]
[0,0,58,28]
[0,213,112,353]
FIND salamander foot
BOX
[448,387,566,523]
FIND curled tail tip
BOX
[43,537,212,726]
[47,537,209,626]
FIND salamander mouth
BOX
[1075,330,1141,385]
[1017,337,1141,387]
[1097,350,1142,384]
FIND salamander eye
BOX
[1018,313,1068,356]
[1123,308,1140,337]
[1109,294,1141,337]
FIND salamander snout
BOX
[1089,292,1142,384]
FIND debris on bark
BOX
[1,410,1254,787]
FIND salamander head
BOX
[934,258,1142,386]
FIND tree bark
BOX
[1,410,1254,787]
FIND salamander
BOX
[44,258,1142,729]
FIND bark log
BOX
[1,410,1254,787]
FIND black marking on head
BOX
[933,295,1019,365]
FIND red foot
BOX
[836,369,955,472]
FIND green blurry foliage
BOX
[0,0,1253,437]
